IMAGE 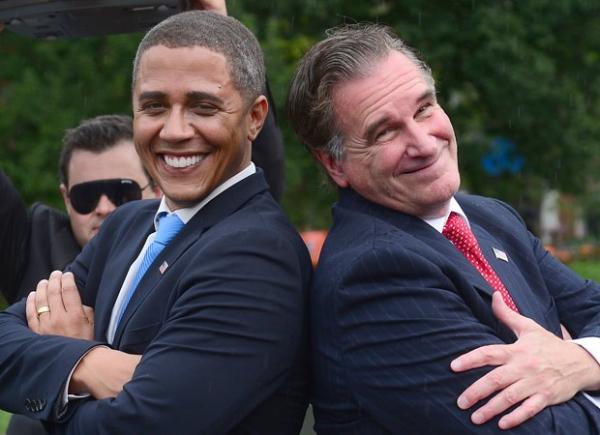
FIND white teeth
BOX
[163,154,203,168]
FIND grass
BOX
[569,260,600,282]
[0,411,9,434]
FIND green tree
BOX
[1,0,600,229]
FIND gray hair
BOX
[287,23,434,160]
[132,11,265,103]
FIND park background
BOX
[1,0,600,433]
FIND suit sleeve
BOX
[53,227,308,435]
[0,300,103,420]
[0,211,111,421]
[251,81,285,202]
[330,244,600,434]
[0,170,30,304]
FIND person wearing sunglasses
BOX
[0,114,162,435]
[0,114,162,307]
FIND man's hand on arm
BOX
[25,271,141,399]
[26,271,94,340]
[451,291,600,430]
[69,347,141,399]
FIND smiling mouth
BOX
[162,154,206,169]
[403,158,438,175]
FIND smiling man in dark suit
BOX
[0,10,311,435]
[287,23,600,434]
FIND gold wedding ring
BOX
[36,306,50,317]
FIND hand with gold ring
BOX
[26,270,94,340]
[36,305,50,318]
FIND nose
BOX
[95,194,117,216]
[159,109,194,143]
[404,120,437,158]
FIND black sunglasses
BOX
[68,178,149,214]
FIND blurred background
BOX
[2,0,600,242]
[1,0,600,433]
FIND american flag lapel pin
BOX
[159,261,169,274]
[493,248,508,262]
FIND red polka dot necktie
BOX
[442,212,519,312]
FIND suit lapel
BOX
[338,189,501,300]
[94,206,156,340]
[111,172,269,345]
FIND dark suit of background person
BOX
[0,11,311,435]
[286,24,600,434]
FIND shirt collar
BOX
[422,197,470,233]
[153,162,256,228]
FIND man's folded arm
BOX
[0,300,102,421]
[52,228,307,435]
[336,246,600,434]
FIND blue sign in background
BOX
[481,137,525,176]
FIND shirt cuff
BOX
[572,337,600,409]
[61,345,110,407]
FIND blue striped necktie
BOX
[115,212,184,328]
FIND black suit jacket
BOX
[0,172,312,435]
[311,188,600,434]
[0,171,80,304]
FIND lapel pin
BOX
[493,248,508,262]
[159,261,169,274]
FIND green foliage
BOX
[570,260,600,282]
[1,0,600,227]
[0,410,9,433]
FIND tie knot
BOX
[442,212,477,252]
[155,213,184,246]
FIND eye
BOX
[416,103,434,118]
[138,101,165,115]
[375,126,396,142]
[191,102,219,116]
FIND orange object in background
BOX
[300,230,328,266]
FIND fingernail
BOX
[450,359,461,371]
[51,270,62,277]
[472,411,484,424]
[457,395,468,409]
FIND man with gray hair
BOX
[0,10,311,435]
[288,23,600,434]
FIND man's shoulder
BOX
[30,202,70,229]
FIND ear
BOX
[313,149,349,188]
[151,185,162,198]
[59,183,71,211]
[246,95,268,142]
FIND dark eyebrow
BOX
[417,89,436,104]
[137,91,166,102]
[186,91,224,106]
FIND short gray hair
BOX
[287,23,434,160]
[132,11,265,103]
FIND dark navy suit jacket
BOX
[0,172,312,435]
[311,188,600,434]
